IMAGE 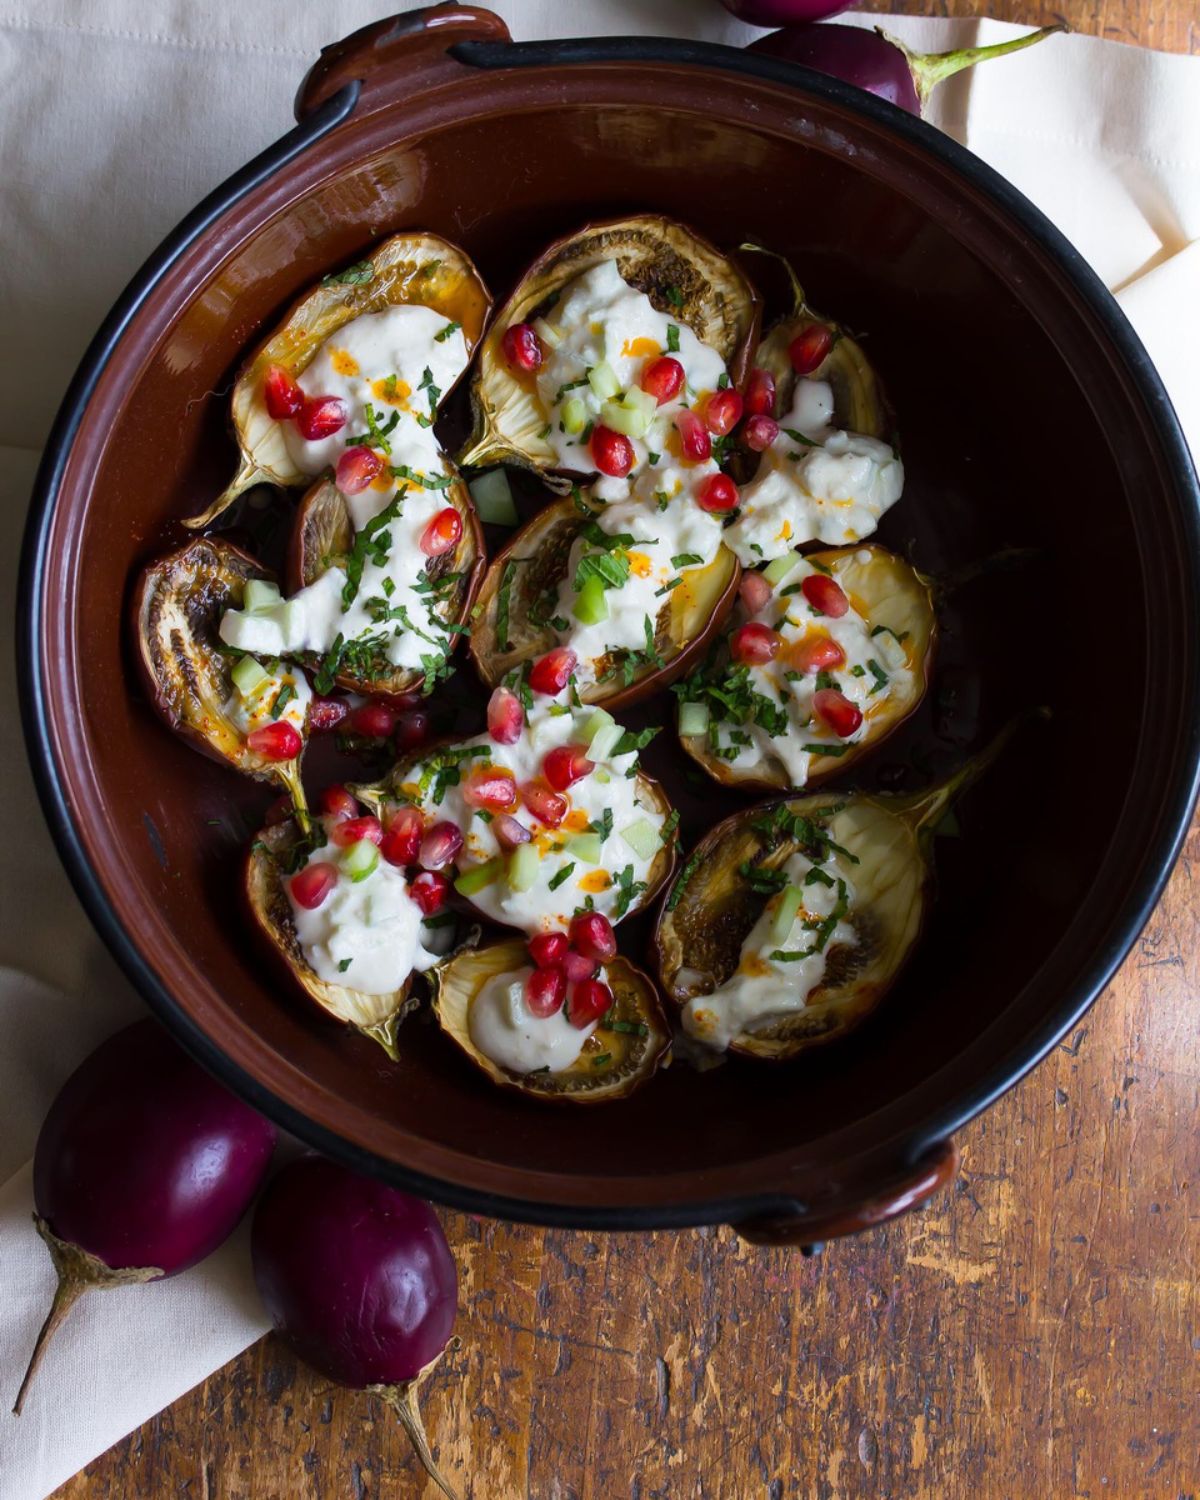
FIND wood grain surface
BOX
[52,3,1200,1496]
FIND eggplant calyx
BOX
[368,1339,463,1500]
[737,241,808,320]
[12,1216,163,1415]
[880,24,1067,113]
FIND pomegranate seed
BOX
[487,685,524,745]
[730,622,782,666]
[264,795,294,827]
[543,744,594,792]
[528,647,577,696]
[569,911,617,964]
[462,765,517,811]
[640,355,684,405]
[335,445,384,496]
[563,949,598,985]
[349,701,397,739]
[246,722,302,761]
[525,966,566,1018]
[529,932,568,969]
[791,634,846,674]
[813,687,863,739]
[319,784,360,821]
[263,365,303,420]
[419,821,463,870]
[385,690,423,712]
[290,861,338,910]
[493,813,532,852]
[381,806,424,866]
[743,414,780,452]
[568,978,613,1029]
[591,424,634,478]
[520,781,568,827]
[696,473,739,513]
[309,694,348,733]
[739,571,774,616]
[704,387,744,436]
[502,323,543,372]
[674,408,712,463]
[420,507,463,557]
[394,710,429,753]
[744,367,776,418]
[295,395,347,441]
[330,815,383,849]
[789,324,834,375]
[409,869,450,916]
[801,573,850,618]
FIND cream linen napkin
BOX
[1,4,1197,1496]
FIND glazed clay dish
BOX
[19,6,1200,1245]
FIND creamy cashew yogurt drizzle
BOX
[287,827,442,996]
[468,965,599,1074]
[224,662,311,737]
[683,846,858,1052]
[680,550,914,784]
[396,696,668,934]
[220,304,470,682]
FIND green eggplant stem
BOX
[882,24,1068,114]
[902,708,1050,839]
[738,242,808,319]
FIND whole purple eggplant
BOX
[13,1019,276,1414]
[722,0,852,22]
[750,21,1065,115]
[252,1157,460,1498]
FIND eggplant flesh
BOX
[468,493,740,708]
[189,232,492,529]
[132,537,309,816]
[677,544,936,791]
[430,939,670,1101]
[459,215,760,474]
[244,820,418,1060]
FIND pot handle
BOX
[732,1139,958,1252]
[294,4,512,123]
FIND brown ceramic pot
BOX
[18,5,1200,1247]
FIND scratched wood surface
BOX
[54,3,1199,1497]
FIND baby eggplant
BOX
[286,471,484,698]
[458,214,760,475]
[468,492,740,708]
[654,725,1025,1059]
[132,537,311,820]
[430,939,670,1103]
[244,818,421,1059]
[188,232,492,529]
[676,544,936,791]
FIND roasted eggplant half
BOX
[655,728,1024,1060]
[244,819,421,1060]
[430,939,670,1102]
[188,232,492,528]
[459,215,760,475]
[468,492,740,708]
[676,544,936,792]
[285,469,485,697]
[132,537,310,818]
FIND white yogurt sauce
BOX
[684,554,913,784]
[225,663,311,736]
[288,828,441,995]
[221,304,470,676]
[683,849,857,1051]
[725,381,904,562]
[397,700,666,934]
[468,965,598,1074]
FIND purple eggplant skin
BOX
[252,1156,457,1386]
[722,0,851,23]
[33,1019,277,1273]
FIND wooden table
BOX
[56,4,1199,1495]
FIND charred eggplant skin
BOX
[468,493,741,710]
[429,938,671,1103]
[460,214,762,474]
[284,473,486,698]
